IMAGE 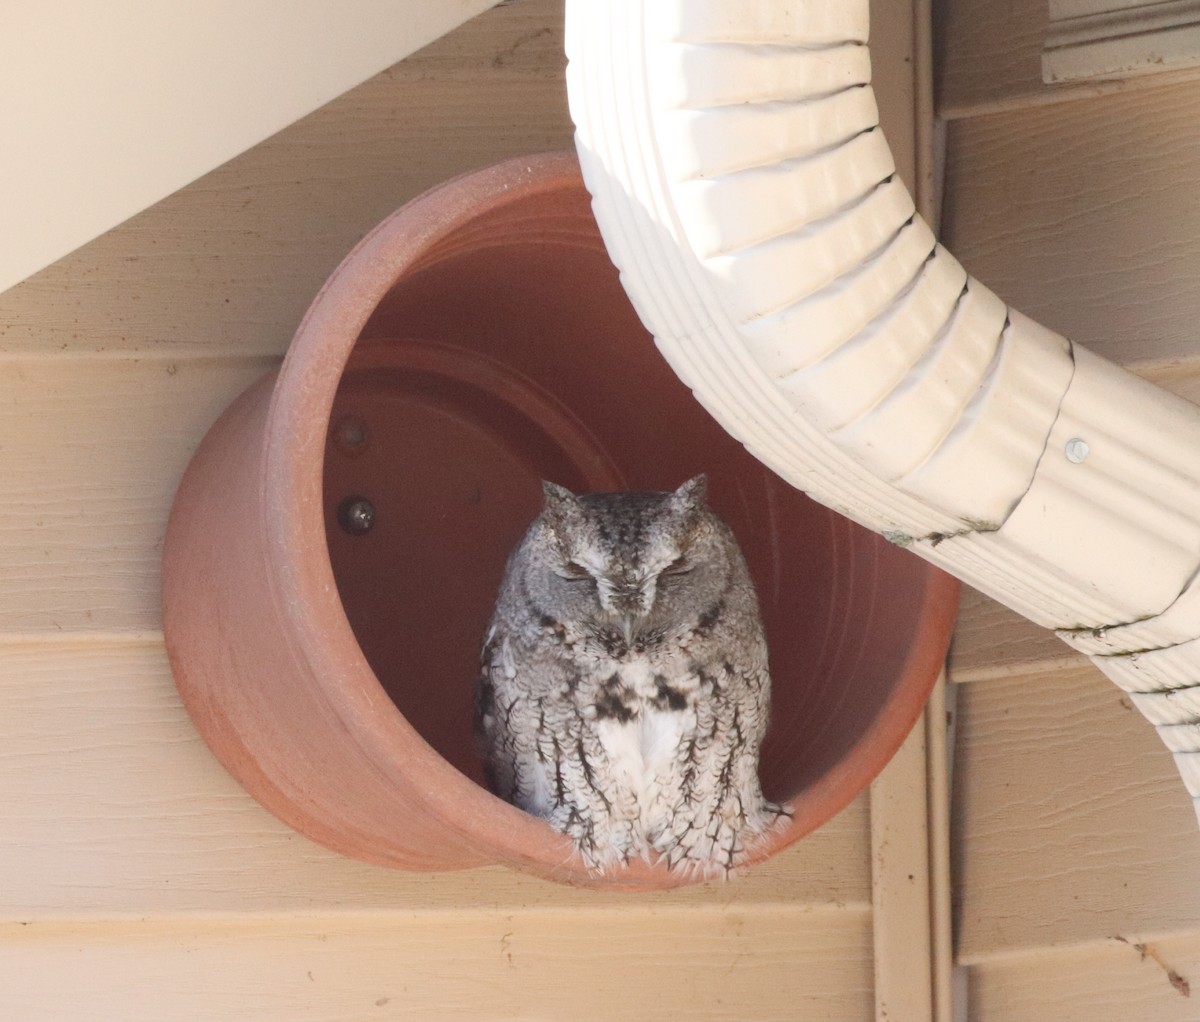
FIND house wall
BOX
[0,0,501,295]
[939,0,1200,1017]
[0,2,932,1018]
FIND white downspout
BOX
[564,0,1200,821]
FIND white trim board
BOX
[0,0,500,298]
[1044,1,1200,82]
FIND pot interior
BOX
[320,176,943,807]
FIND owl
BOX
[476,475,787,877]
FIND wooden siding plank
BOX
[942,78,1200,370]
[967,933,1200,1021]
[402,0,565,79]
[934,0,1051,118]
[0,3,574,360]
[927,680,957,1022]
[0,911,874,1022]
[1044,1,1200,85]
[870,679,957,1020]
[0,0,904,1014]
[0,0,918,368]
[953,664,1200,962]
[0,642,871,919]
[871,0,920,195]
[930,6,1200,982]
[0,358,274,634]
[934,0,1200,117]
[949,586,1085,684]
[0,350,1021,690]
[942,79,1200,683]
[870,704,936,1021]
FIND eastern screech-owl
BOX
[476,475,785,877]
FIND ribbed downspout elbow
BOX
[566,0,1200,821]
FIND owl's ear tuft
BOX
[542,480,579,506]
[671,474,708,512]
[541,480,583,532]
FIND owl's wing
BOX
[475,625,517,799]
[476,624,579,809]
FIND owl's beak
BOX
[621,614,636,646]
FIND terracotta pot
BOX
[162,150,959,889]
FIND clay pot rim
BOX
[260,152,606,874]
[241,149,958,886]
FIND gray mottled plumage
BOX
[476,475,786,877]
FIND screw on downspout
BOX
[1065,438,1090,464]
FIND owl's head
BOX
[531,475,736,642]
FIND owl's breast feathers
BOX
[591,658,696,722]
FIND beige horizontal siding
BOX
[932,75,1200,691]
[935,0,1200,118]
[935,0,1050,117]
[0,7,572,361]
[0,358,273,634]
[0,640,871,920]
[953,664,1200,962]
[967,933,1200,1021]
[0,911,873,1022]
[0,2,941,1018]
[939,3,1200,1013]
[942,78,1200,371]
[949,586,1083,684]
